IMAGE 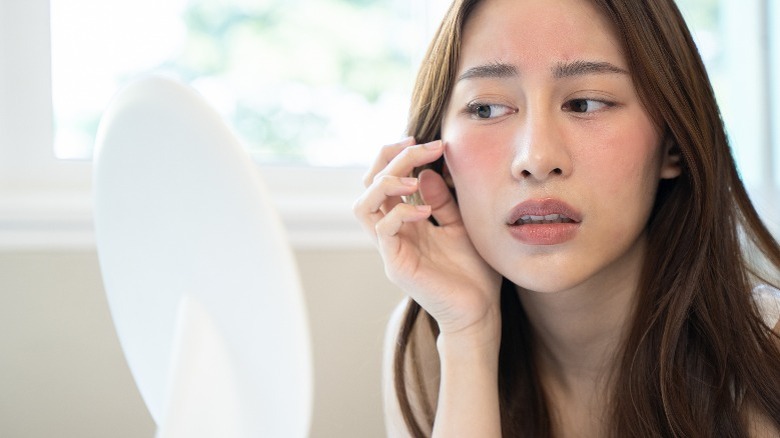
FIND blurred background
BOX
[0,0,778,436]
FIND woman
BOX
[353,0,780,436]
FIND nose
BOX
[510,113,571,181]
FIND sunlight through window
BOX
[51,0,445,166]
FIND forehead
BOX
[460,0,626,73]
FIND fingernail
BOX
[415,205,431,213]
[400,177,418,186]
[423,140,442,149]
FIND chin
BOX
[505,272,582,295]
[493,255,582,293]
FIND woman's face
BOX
[440,0,680,293]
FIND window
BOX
[0,0,777,249]
[676,0,772,188]
[51,0,450,166]
[50,0,777,174]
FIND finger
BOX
[353,175,420,231]
[363,137,416,187]
[375,203,431,237]
[375,175,420,215]
[372,139,443,186]
[419,169,461,227]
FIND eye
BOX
[467,102,516,119]
[562,98,612,113]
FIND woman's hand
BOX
[353,137,503,340]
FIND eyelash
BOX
[462,97,617,120]
[561,98,616,114]
[463,102,517,119]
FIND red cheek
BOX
[444,129,509,180]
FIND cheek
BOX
[624,131,663,189]
[441,123,509,188]
[584,123,663,214]
[583,113,661,184]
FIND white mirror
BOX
[93,76,312,437]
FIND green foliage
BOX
[159,0,413,162]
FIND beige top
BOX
[754,284,780,328]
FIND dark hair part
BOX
[393,0,780,436]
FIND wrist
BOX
[436,312,501,362]
[432,307,502,438]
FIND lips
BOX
[506,198,582,245]
[506,198,583,226]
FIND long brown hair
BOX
[393,0,780,436]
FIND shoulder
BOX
[744,400,780,437]
[745,285,780,436]
[752,284,780,332]
[382,298,411,437]
[382,298,440,437]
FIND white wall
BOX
[0,248,402,438]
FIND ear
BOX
[660,135,682,180]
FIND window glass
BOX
[676,0,768,187]
[51,0,420,166]
[52,0,771,179]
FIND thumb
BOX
[419,169,461,227]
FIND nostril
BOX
[517,167,564,179]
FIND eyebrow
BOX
[552,60,628,78]
[457,62,518,81]
[457,60,628,82]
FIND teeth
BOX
[516,214,573,225]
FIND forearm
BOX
[432,321,502,438]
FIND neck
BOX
[517,237,646,394]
